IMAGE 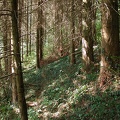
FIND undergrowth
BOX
[0,54,120,120]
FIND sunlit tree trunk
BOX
[11,0,28,119]
[36,0,44,68]
[99,0,119,86]
[11,34,18,104]
[82,0,94,72]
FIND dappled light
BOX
[0,0,120,120]
[22,55,119,119]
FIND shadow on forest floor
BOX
[22,55,120,120]
[1,54,119,120]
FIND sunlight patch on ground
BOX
[38,102,70,119]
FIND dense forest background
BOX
[0,0,120,120]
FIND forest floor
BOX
[1,54,120,120]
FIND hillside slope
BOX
[23,56,120,120]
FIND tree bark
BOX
[11,0,28,119]
[29,0,32,55]
[82,0,94,72]
[26,0,29,56]
[36,0,44,68]
[70,0,76,64]
[3,0,8,74]
[18,0,24,58]
[99,0,119,86]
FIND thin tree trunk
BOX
[3,0,8,74]
[92,0,96,44]
[59,0,63,57]
[18,0,24,57]
[11,34,18,104]
[70,0,76,64]
[36,0,44,68]
[3,18,8,74]
[54,0,59,56]
[26,0,29,56]
[29,0,32,55]
[78,0,82,46]
[11,0,28,119]
[0,58,2,76]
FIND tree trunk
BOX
[36,0,44,68]
[3,0,8,74]
[70,0,76,64]
[92,0,96,44]
[26,0,29,56]
[11,0,28,119]
[54,0,60,56]
[29,0,32,55]
[82,0,94,72]
[99,0,119,87]
[11,36,18,104]
[78,0,82,46]
[18,0,24,58]
[0,58,2,76]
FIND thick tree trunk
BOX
[11,0,28,119]
[99,0,119,87]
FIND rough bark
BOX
[99,0,119,87]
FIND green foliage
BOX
[71,92,120,120]
[0,103,20,120]
[22,51,36,69]
[1,52,119,120]
[28,108,39,120]
[22,54,120,120]
[96,9,102,43]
